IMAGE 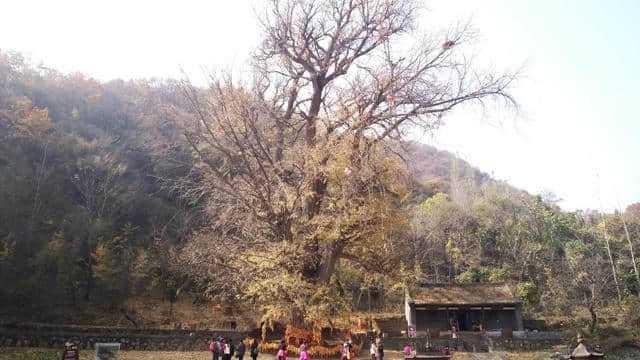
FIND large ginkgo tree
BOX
[176,0,517,322]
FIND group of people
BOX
[210,338,311,360]
[403,343,451,358]
[276,339,309,360]
[209,338,259,360]
[367,336,384,360]
[341,339,354,360]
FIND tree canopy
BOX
[173,0,516,321]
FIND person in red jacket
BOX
[443,345,451,356]
[210,338,220,360]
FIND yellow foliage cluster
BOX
[257,342,361,358]
[285,325,316,344]
[257,324,361,358]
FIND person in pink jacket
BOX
[277,340,287,360]
[299,347,309,360]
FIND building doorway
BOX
[457,312,470,331]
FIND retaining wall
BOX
[384,331,565,353]
[0,323,246,351]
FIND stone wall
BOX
[1,324,567,353]
[485,330,565,341]
[382,331,565,353]
[0,324,247,351]
[488,337,564,351]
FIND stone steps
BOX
[458,333,490,353]
[471,353,503,360]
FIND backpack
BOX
[210,342,216,352]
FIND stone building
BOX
[405,283,524,333]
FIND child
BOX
[403,344,412,358]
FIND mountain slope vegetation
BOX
[1,4,639,344]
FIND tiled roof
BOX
[407,283,520,305]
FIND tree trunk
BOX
[305,76,325,147]
[317,240,345,284]
[277,82,300,162]
[588,304,597,334]
[303,79,327,218]
[621,213,640,296]
[29,142,48,234]
[602,220,622,304]
[83,231,96,302]
[83,255,93,301]
[290,305,304,327]
[306,176,328,218]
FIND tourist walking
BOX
[376,337,384,360]
[209,338,220,360]
[341,340,349,360]
[229,338,236,360]
[370,341,377,360]
[299,343,309,360]
[250,339,259,360]
[236,339,246,360]
[403,344,412,359]
[223,339,231,360]
[277,340,287,360]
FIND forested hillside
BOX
[0,51,201,314]
[1,23,639,343]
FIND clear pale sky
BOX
[1,0,638,212]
